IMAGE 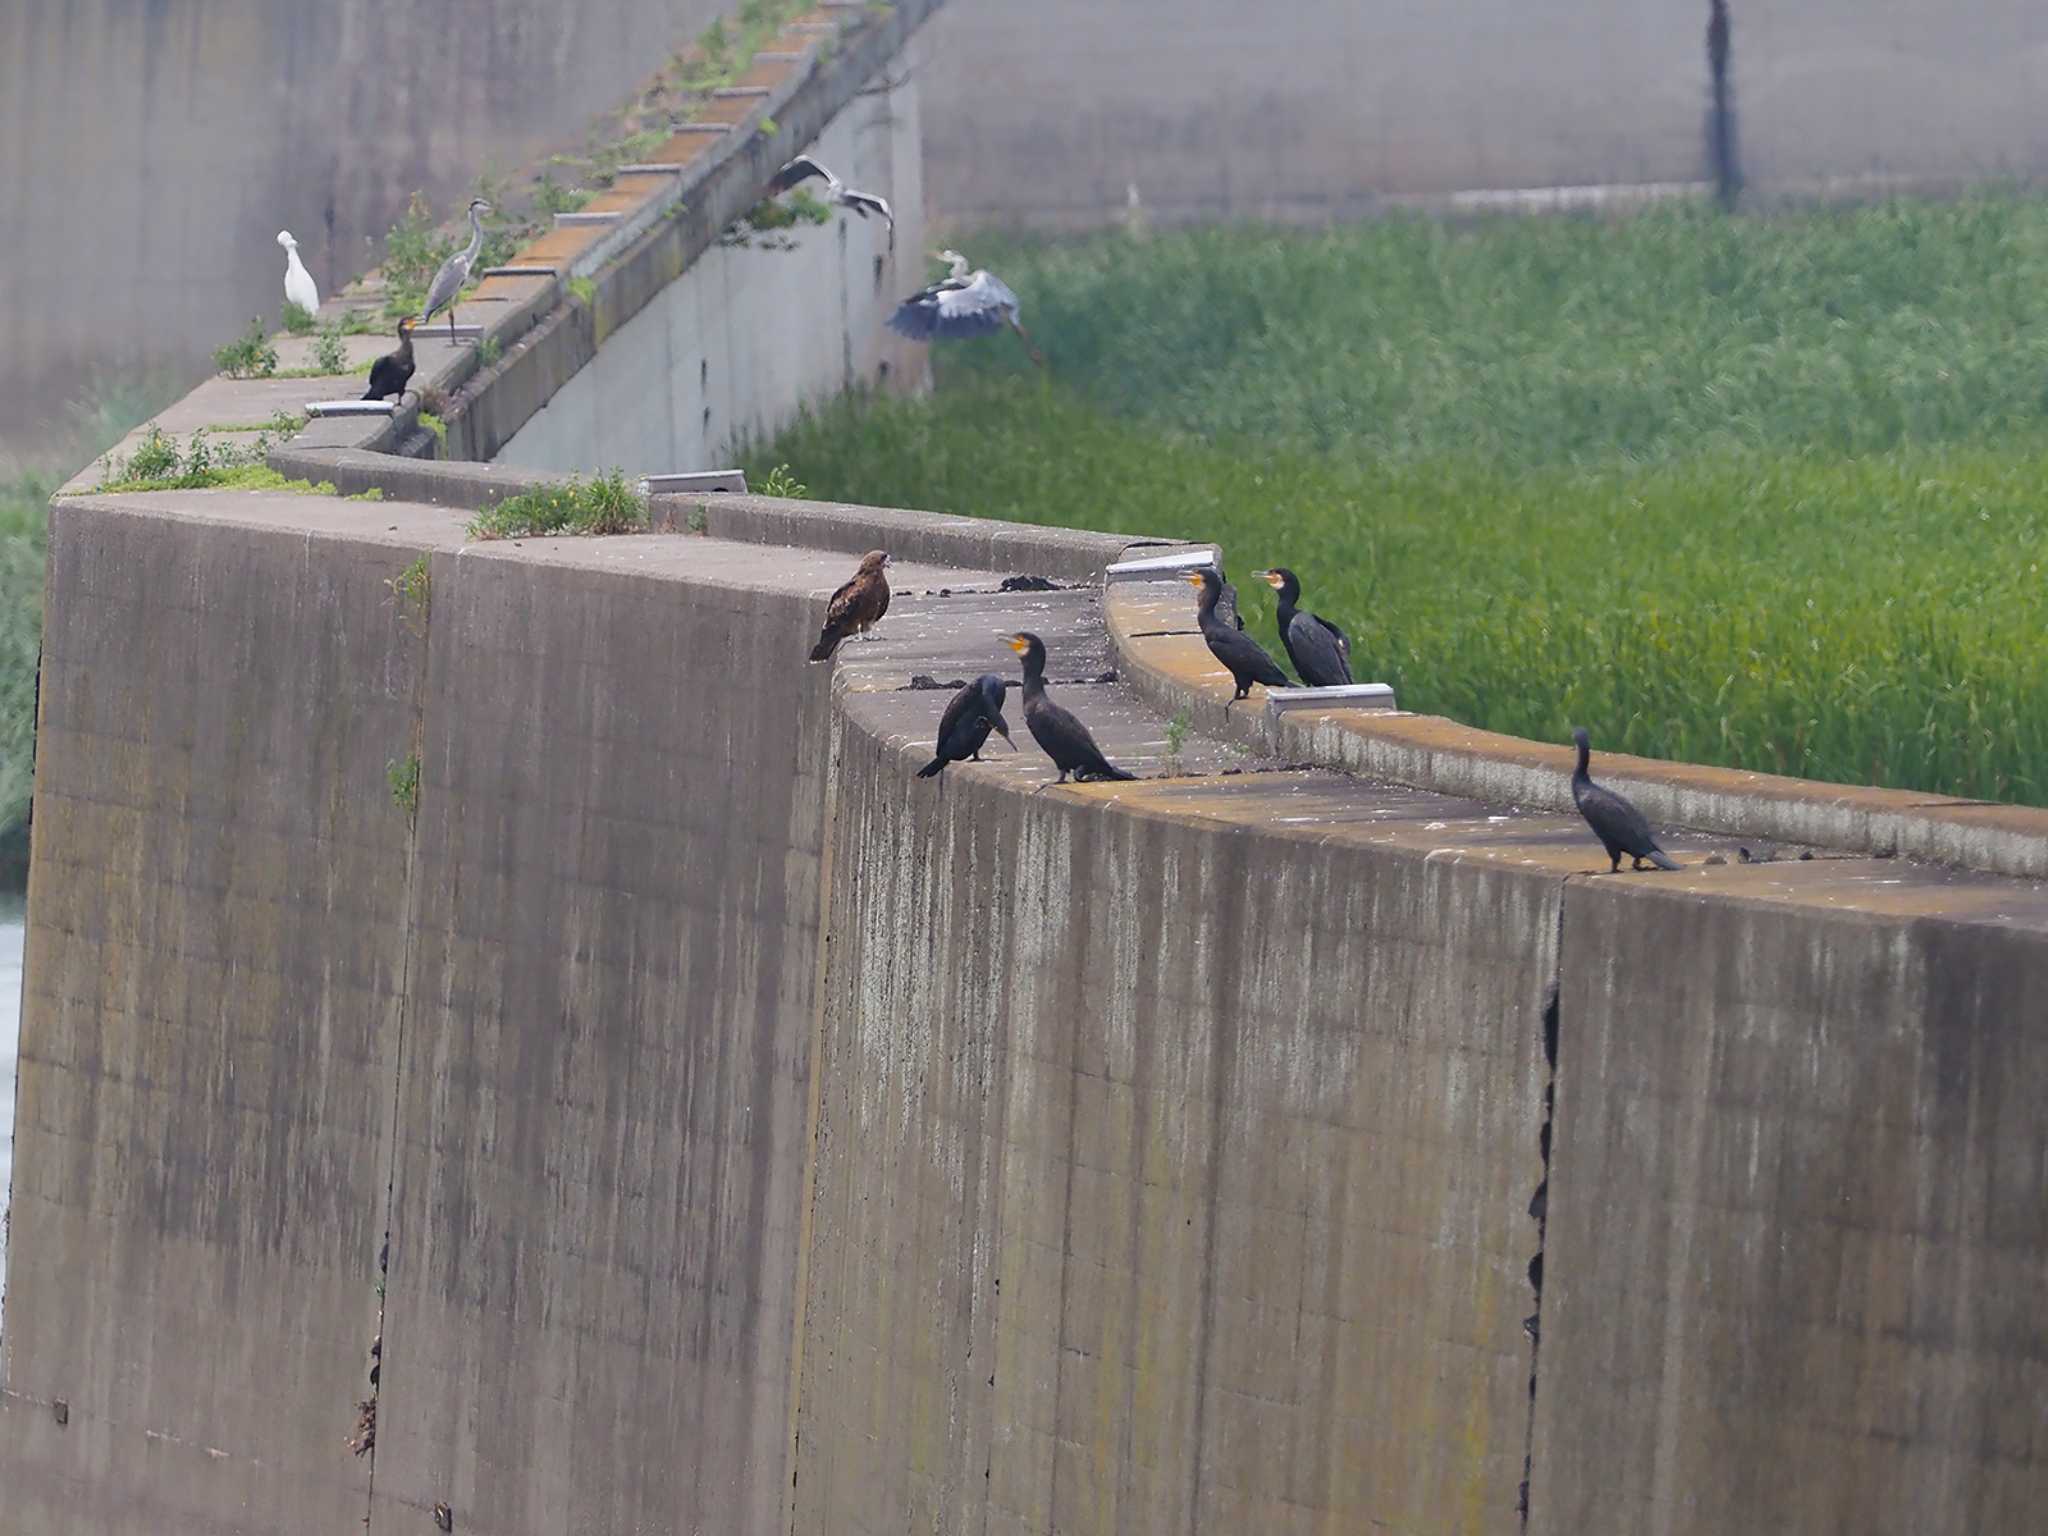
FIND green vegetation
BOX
[313,326,350,375]
[747,196,2048,803]
[567,276,596,307]
[213,317,279,379]
[386,752,421,819]
[282,300,318,336]
[417,411,448,450]
[1,471,51,854]
[348,486,387,502]
[467,471,647,540]
[757,462,808,498]
[477,334,502,367]
[386,554,432,638]
[88,425,334,496]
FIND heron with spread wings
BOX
[887,250,1043,365]
[768,155,895,247]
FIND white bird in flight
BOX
[768,155,894,247]
[887,250,1042,365]
[277,230,319,316]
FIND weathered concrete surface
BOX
[924,0,2048,230]
[6,490,2048,1534]
[492,65,927,476]
[0,0,734,456]
[789,591,1557,1535]
[0,495,450,1531]
[1531,867,2048,1536]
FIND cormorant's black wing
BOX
[1577,782,1663,859]
[1204,623,1289,690]
[1285,611,1353,687]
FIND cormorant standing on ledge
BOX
[1570,727,1679,872]
[1007,632,1136,784]
[363,317,417,401]
[1186,567,1288,706]
[917,674,1016,778]
[809,550,892,661]
[1256,567,1352,687]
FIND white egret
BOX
[277,230,320,316]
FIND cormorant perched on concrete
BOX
[809,550,892,661]
[888,250,1043,365]
[1256,567,1352,687]
[1212,564,1245,630]
[916,673,1016,778]
[1570,727,1679,872]
[1185,567,1288,706]
[363,318,417,401]
[1007,632,1136,784]
[769,154,895,246]
[421,198,491,343]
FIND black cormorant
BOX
[1008,632,1136,783]
[809,550,892,661]
[1570,727,1679,872]
[363,317,416,401]
[917,673,1016,777]
[1185,567,1288,705]
[1255,567,1352,687]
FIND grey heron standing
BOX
[420,198,491,343]
[277,230,320,316]
[888,250,1043,366]
[768,155,894,247]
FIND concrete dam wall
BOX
[2,473,2042,1532]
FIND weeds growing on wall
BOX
[90,425,334,496]
[282,300,318,336]
[747,195,2048,804]
[467,471,647,540]
[213,318,279,379]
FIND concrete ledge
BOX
[663,490,1171,585]
[1105,562,2048,878]
[266,447,572,510]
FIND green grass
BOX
[1,472,51,850]
[467,471,646,540]
[748,196,2048,804]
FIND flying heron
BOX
[277,230,320,317]
[887,250,1042,365]
[768,155,894,247]
[420,198,491,343]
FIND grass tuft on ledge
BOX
[467,470,646,540]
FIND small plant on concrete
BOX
[120,424,182,483]
[1164,706,1191,771]
[417,411,448,450]
[213,317,279,379]
[313,326,350,375]
[347,486,386,502]
[282,300,318,336]
[533,171,594,217]
[385,554,432,637]
[567,276,596,307]
[476,334,502,367]
[686,503,709,534]
[758,463,808,499]
[386,753,421,820]
[467,470,647,540]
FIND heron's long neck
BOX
[463,209,486,263]
[948,256,970,280]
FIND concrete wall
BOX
[493,70,927,476]
[4,487,2045,1531]
[922,0,2048,228]
[0,0,726,457]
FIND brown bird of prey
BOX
[808,550,892,661]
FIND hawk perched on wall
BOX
[808,550,892,661]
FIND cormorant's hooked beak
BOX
[992,717,1017,749]
[1256,569,1286,590]
[1006,635,1031,655]
[1182,571,1207,589]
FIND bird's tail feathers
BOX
[1648,848,1680,871]
[1088,764,1137,782]
[809,632,842,663]
[915,757,945,779]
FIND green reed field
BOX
[747,196,2048,803]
